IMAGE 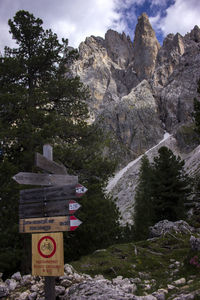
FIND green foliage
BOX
[0,10,120,278]
[133,155,154,240]
[151,147,191,223]
[133,147,191,240]
[63,184,122,261]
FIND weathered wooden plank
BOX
[20,185,77,203]
[19,216,70,233]
[13,172,78,186]
[35,152,67,175]
[19,200,81,218]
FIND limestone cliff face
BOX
[96,80,164,167]
[155,26,200,133]
[153,33,185,86]
[105,29,134,68]
[70,14,200,167]
[133,13,160,81]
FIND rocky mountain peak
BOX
[133,12,160,81]
[105,29,134,68]
[188,25,200,42]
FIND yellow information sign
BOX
[32,232,64,276]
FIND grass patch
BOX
[70,232,200,294]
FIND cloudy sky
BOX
[0,0,200,52]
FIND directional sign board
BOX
[19,215,82,233]
[32,232,64,276]
[13,172,78,186]
[35,152,68,175]
[19,200,81,218]
[20,184,86,204]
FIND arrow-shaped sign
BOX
[69,200,81,214]
[75,184,88,197]
[13,172,78,186]
[70,215,82,231]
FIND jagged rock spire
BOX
[133,12,160,80]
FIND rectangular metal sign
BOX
[19,216,70,233]
[32,232,64,276]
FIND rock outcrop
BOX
[71,14,200,169]
[149,220,194,238]
[133,13,160,81]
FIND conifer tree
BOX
[133,155,154,240]
[0,10,120,277]
[151,147,191,222]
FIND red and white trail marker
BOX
[75,184,88,197]
[69,200,81,214]
[70,216,82,231]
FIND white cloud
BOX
[0,0,120,51]
[150,0,168,7]
[159,0,200,37]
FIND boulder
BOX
[190,235,200,251]
[149,220,194,237]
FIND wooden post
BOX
[43,145,55,300]
[45,277,55,300]
[43,144,53,161]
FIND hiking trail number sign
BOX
[32,232,64,276]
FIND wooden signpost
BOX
[14,144,87,300]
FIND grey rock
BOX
[190,235,200,251]
[149,220,194,238]
[18,291,30,300]
[173,278,186,286]
[5,278,18,291]
[55,285,65,296]
[152,288,168,300]
[21,274,32,285]
[133,296,157,300]
[30,284,40,292]
[60,278,72,288]
[0,284,9,297]
[11,271,22,281]
[28,292,37,300]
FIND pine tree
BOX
[133,155,154,240]
[0,10,120,278]
[151,147,191,222]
